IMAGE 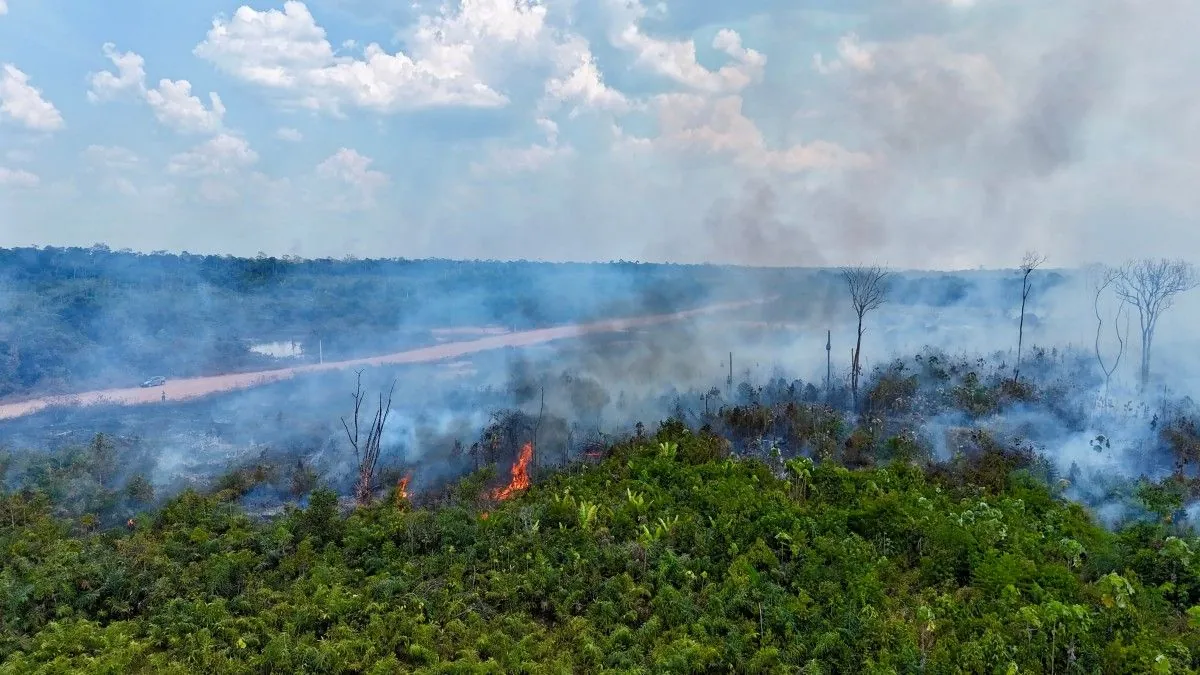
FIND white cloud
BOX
[167,134,258,176]
[88,44,225,134]
[0,166,38,188]
[5,0,1198,270]
[194,0,554,113]
[87,44,146,102]
[0,64,64,132]
[543,35,630,116]
[624,92,872,173]
[81,146,143,196]
[813,34,876,74]
[164,135,277,204]
[607,1,764,94]
[471,117,575,175]
[0,1,8,16]
[145,80,225,134]
[315,148,387,209]
[83,144,141,170]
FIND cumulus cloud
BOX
[4,0,1200,269]
[145,81,225,134]
[88,44,225,134]
[0,64,64,132]
[82,145,143,196]
[0,166,38,188]
[315,148,388,209]
[643,93,874,172]
[607,1,765,94]
[542,35,630,116]
[193,0,548,113]
[83,145,141,170]
[167,134,258,177]
[471,118,575,175]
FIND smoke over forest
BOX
[4,0,1200,667]
[2,246,1199,531]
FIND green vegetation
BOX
[2,424,1198,673]
[0,246,1057,400]
[0,246,743,398]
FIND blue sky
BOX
[0,0,1196,268]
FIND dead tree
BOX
[532,385,545,474]
[341,370,396,507]
[1013,251,1046,383]
[1113,258,1199,390]
[842,265,890,409]
[1088,265,1129,394]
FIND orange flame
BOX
[492,442,533,501]
[395,472,412,504]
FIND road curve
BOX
[0,298,771,421]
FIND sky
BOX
[0,0,1197,268]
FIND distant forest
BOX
[0,245,1063,400]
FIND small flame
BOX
[492,442,533,501]
[396,472,412,504]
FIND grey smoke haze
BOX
[3,257,1200,531]
[3,0,1200,535]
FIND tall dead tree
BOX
[842,265,890,409]
[1114,258,1199,390]
[341,370,396,507]
[1088,265,1129,394]
[1013,251,1046,384]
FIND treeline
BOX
[0,245,1069,401]
[0,247,742,399]
[0,424,1198,672]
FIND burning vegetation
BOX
[491,442,533,501]
[3,423,1200,672]
[394,472,412,505]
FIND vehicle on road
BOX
[140,376,167,388]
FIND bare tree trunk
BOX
[1113,258,1199,392]
[341,370,396,507]
[532,385,544,474]
[1140,326,1153,389]
[851,314,864,408]
[1014,291,1027,382]
[842,266,889,410]
[825,329,831,394]
[1013,252,1045,384]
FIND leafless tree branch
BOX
[842,265,890,408]
[1013,251,1046,383]
[1113,258,1199,389]
[1087,265,1127,394]
[341,369,397,507]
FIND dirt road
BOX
[0,298,769,421]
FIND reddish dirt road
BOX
[0,298,770,421]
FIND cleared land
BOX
[0,298,769,420]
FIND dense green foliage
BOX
[1,425,1197,673]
